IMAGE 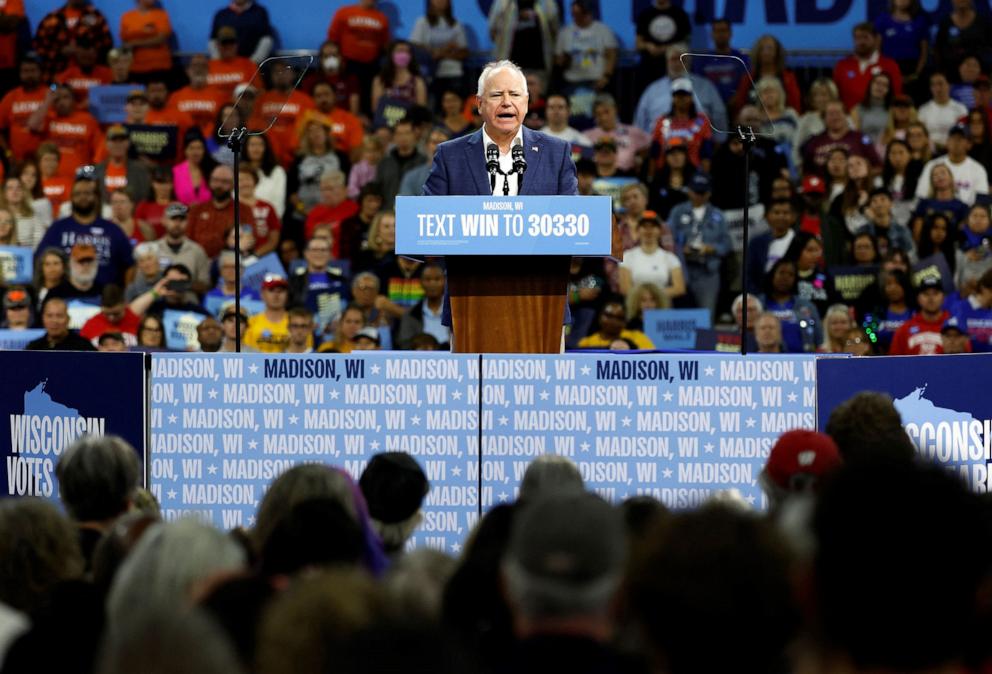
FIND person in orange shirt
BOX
[37,143,73,215]
[327,0,390,114]
[54,35,112,108]
[168,54,225,138]
[255,62,314,166]
[28,85,100,179]
[0,55,47,161]
[311,81,363,160]
[119,0,173,82]
[208,26,257,102]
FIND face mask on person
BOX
[323,56,339,72]
[392,51,411,68]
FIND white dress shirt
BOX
[481,125,525,196]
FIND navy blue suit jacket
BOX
[422,126,578,197]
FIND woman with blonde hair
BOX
[625,282,669,332]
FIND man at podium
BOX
[423,60,577,198]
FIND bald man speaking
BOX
[423,60,577,197]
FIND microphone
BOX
[511,140,527,177]
[486,142,500,192]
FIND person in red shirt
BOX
[169,54,226,139]
[327,0,390,113]
[304,169,358,245]
[80,284,141,346]
[54,35,111,107]
[255,62,314,166]
[833,22,903,111]
[889,276,950,355]
[29,84,100,179]
[188,164,254,258]
[208,26,257,102]
[237,166,280,256]
[0,55,47,161]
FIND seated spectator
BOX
[193,316,222,353]
[243,273,296,353]
[135,313,166,350]
[397,262,448,349]
[578,299,655,349]
[283,307,315,354]
[916,123,988,205]
[316,303,366,353]
[832,22,903,111]
[668,173,730,318]
[26,296,97,351]
[890,275,951,354]
[919,72,969,150]
[619,214,685,301]
[80,285,141,347]
[754,311,785,353]
[97,331,127,352]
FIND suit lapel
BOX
[519,127,545,195]
[464,130,491,195]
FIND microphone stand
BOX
[738,125,755,356]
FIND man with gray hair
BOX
[56,435,141,570]
[501,492,627,671]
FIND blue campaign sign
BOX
[0,329,45,350]
[243,253,287,294]
[149,353,482,553]
[395,195,613,257]
[0,351,146,502]
[0,246,33,285]
[643,308,712,349]
[817,354,992,492]
[479,354,818,511]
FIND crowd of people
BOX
[2,0,992,354]
[0,393,989,674]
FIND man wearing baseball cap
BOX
[889,276,950,355]
[244,273,299,353]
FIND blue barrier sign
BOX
[395,195,613,257]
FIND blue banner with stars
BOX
[150,352,818,554]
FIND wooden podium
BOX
[395,195,616,354]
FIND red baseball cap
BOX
[762,429,841,492]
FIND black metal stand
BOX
[227,127,248,353]
[738,125,755,356]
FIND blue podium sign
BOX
[395,195,613,257]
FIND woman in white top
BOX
[619,215,686,300]
[1,177,48,248]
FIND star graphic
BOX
[662,468,673,478]
[451,466,461,476]
[498,491,509,502]
[704,366,715,376]
[247,515,256,526]
[745,417,756,428]
[580,441,590,452]
[411,415,421,425]
[580,365,591,376]
[208,389,218,399]
[370,440,380,450]
[452,542,462,553]
[166,489,177,499]
[370,364,381,375]
[704,442,714,453]
[248,363,258,374]
[787,392,798,402]
[248,439,258,450]
[498,415,509,426]
[167,414,177,424]
[539,390,549,400]
[662,391,673,402]
[451,390,462,400]
[621,416,632,427]
[329,389,340,399]
[207,464,218,475]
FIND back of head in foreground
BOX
[810,459,991,671]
